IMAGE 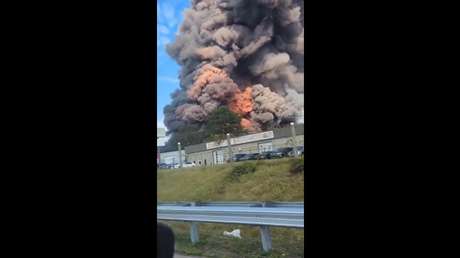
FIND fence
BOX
[157,202,304,252]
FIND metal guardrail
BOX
[158,201,303,208]
[157,202,304,252]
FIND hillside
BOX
[157,158,305,258]
[157,158,304,202]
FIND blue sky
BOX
[157,0,190,131]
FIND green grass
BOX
[157,158,304,202]
[157,158,304,258]
[165,221,304,258]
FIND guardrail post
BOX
[190,222,199,244]
[190,202,199,244]
[259,226,272,252]
[260,202,272,252]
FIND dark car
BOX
[233,153,247,162]
[258,152,270,159]
[277,147,294,157]
[158,163,169,169]
[259,150,283,159]
[262,148,294,159]
[239,153,261,161]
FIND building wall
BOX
[272,135,304,148]
[159,150,186,165]
[186,150,214,166]
[186,135,304,166]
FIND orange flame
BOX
[187,65,256,131]
[240,118,253,129]
[229,87,253,115]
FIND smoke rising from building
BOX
[164,0,304,136]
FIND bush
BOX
[290,157,304,174]
[228,162,257,181]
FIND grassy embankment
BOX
[157,157,304,258]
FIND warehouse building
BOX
[184,124,304,166]
[158,150,186,165]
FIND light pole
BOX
[226,133,233,163]
[290,122,299,158]
[178,142,183,168]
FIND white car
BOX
[182,162,196,168]
[172,162,195,169]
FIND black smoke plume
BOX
[163,0,304,139]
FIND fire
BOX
[231,87,255,130]
[187,64,256,131]
[229,87,253,115]
[240,118,253,129]
[187,65,228,100]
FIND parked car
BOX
[182,162,196,168]
[297,146,304,156]
[233,153,247,162]
[158,163,169,169]
[287,146,303,157]
[277,147,294,157]
[239,153,261,161]
[259,150,282,159]
[260,152,273,160]
[171,162,195,169]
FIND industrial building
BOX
[183,124,304,166]
[158,150,186,165]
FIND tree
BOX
[162,107,244,149]
[205,107,245,141]
[162,123,207,151]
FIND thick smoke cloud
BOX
[164,0,304,135]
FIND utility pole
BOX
[290,122,299,158]
[178,142,183,168]
[226,133,233,163]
